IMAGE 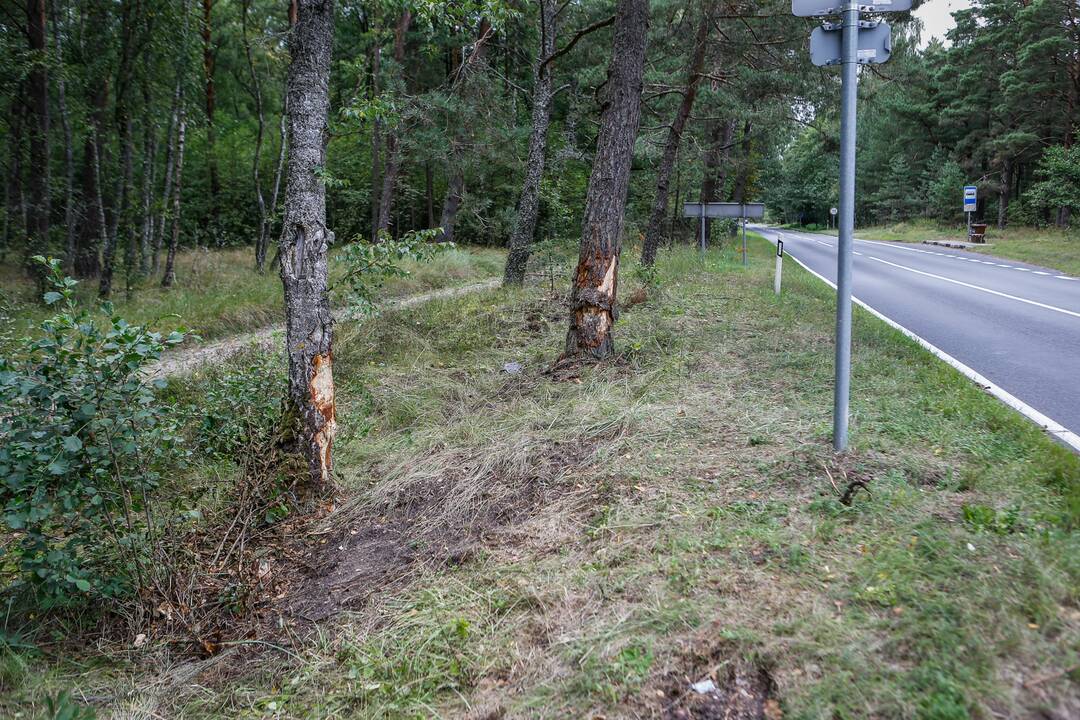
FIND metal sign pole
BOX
[833,2,859,452]
[700,204,706,255]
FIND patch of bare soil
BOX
[282,437,604,623]
[656,649,781,720]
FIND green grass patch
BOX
[5,236,1077,719]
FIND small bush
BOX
[0,258,188,603]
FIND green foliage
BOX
[338,231,450,316]
[1025,142,1080,221]
[44,691,96,720]
[0,258,187,602]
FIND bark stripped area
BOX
[564,0,649,359]
[280,0,336,486]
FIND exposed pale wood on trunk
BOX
[503,0,558,285]
[280,0,337,486]
[564,0,649,359]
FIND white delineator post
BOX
[775,239,784,296]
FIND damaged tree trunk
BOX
[640,3,710,267]
[502,0,557,285]
[280,0,336,487]
[564,0,648,359]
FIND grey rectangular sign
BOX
[683,202,765,219]
[792,0,911,16]
[810,21,892,66]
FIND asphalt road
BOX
[751,225,1080,449]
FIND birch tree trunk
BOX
[101,0,136,299]
[242,0,269,270]
[640,3,710,267]
[376,10,413,235]
[280,0,337,487]
[564,0,648,359]
[162,111,187,287]
[154,80,182,275]
[503,0,557,285]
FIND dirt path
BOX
[149,279,500,379]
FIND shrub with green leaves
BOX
[0,258,187,602]
[337,230,449,316]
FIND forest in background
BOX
[2,0,1075,303]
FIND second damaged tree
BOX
[280,0,337,486]
[564,0,648,359]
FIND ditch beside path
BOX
[148,279,501,380]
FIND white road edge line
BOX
[771,232,1080,454]
[862,254,1080,320]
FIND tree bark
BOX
[154,79,183,275]
[280,0,336,487]
[370,41,382,241]
[436,18,493,242]
[4,96,27,263]
[731,120,753,204]
[52,0,77,274]
[564,0,648,360]
[101,0,136,298]
[242,0,269,270]
[203,0,221,234]
[699,118,734,247]
[25,0,50,273]
[503,0,557,285]
[997,155,1012,229]
[640,3,710,267]
[376,10,413,235]
[162,110,188,287]
[139,82,158,277]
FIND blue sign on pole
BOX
[963,185,977,212]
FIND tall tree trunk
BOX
[74,81,108,278]
[503,0,557,285]
[997,155,1012,230]
[101,0,137,298]
[154,79,183,275]
[242,0,269,270]
[280,0,336,487]
[564,0,648,359]
[640,3,710,267]
[162,111,187,287]
[731,120,753,203]
[370,41,382,241]
[51,0,77,274]
[425,160,434,227]
[26,0,50,273]
[436,18,493,242]
[139,82,158,277]
[376,10,413,235]
[203,0,221,235]
[699,118,734,247]
[4,94,27,263]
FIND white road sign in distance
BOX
[830,207,838,215]
[792,0,911,17]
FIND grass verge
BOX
[0,245,506,352]
[5,236,1078,719]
